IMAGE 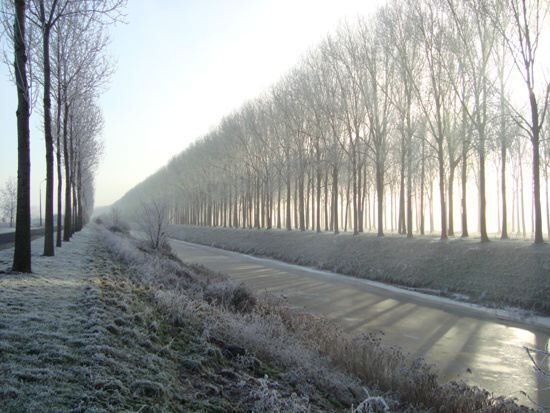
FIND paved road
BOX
[0,228,45,251]
[170,238,550,409]
[0,228,44,244]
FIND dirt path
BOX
[169,238,550,410]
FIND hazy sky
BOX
[0,0,384,210]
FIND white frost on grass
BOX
[0,230,98,410]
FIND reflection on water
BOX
[172,241,550,410]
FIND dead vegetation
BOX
[98,223,533,412]
[0,223,535,411]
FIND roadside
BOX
[0,224,536,411]
[0,228,45,251]
[167,225,550,316]
[0,227,372,412]
[0,228,350,411]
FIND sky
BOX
[0,0,385,211]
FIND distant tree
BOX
[486,0,550,244]
[1,178,17,228]
[141,199,170,251]
[112,0,548,246]
[447,0,498,243]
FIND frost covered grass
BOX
[0,222,532,411]
[167,225,550,315]
[0,232,99,411]
[99,224,367,411]
[0,229,203,412]
[101,224,532,412]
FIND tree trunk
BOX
[520,155,526,238]
[390,187,394,232]
[42,25,55,256]
[545,162,549,237]
[55,53,62,248]
[398,147,406,234]
[12,0,32,273]
[407,150,413,238]
[277,174,281,229]
[62,102,72,241]
[448,164,455,237]
[438,142,447,240]
[254,177,260,229]
[266,176,272,229]
[360,165,366,232]
[420,139,425,235]
[429,179,434,234]
[76,161,83,230]
[294,180,300,229]
[324,170,329,231]
[376,164,384,237]
[344,180,350,232]
[529,91,544,243]
[286,166,291,230]
[354,144,359,235]
[461,141,469,237]
[305,172,310,230]
[532,136,543,243]
[298,171,305,231]
[479,142,489,242]
[357,160,363,233]
[501,142,509,239]
[544,162,550,237]
[332,165,339,234]
[316,166,321,232]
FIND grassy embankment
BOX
[0,224,533,411]
[168,225,550,315]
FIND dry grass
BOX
[100,224,533,412]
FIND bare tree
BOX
[141,199,170,251]
[112,0,549,247]
[447,0,498,242]
[6,0,32,272]
[26,0,125,256]
[412,0,454,240]
[358,16,395,237]
[486,0,550,244]
[1,177,17,227]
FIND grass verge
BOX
[167,225,550,316]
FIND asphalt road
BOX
[0,228,45,250]
[169,238,550,409]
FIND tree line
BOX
[117,0,550,245]
[1,0,125,272]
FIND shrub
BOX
[140,200,169,251]
[107,207,130,234]
[248,375,310,413]
[204,281,257,313]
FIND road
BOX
[0,228,45,250]
[169,238,550,409]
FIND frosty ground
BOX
[167,225,550,316]
[0,225,535,412]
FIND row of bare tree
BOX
[117,0,550,244]
[1,0,124,272]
